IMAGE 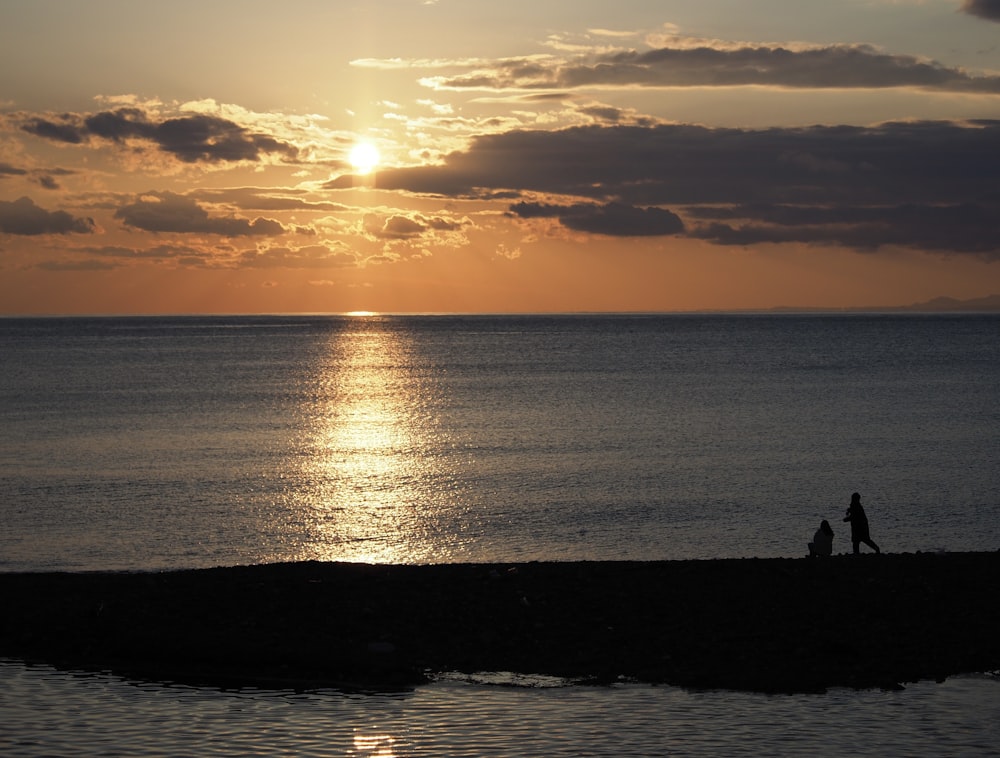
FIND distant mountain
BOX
[770,294,1000,313]
[893,294,1000,312]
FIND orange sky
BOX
[2,0,1000,314]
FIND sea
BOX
[1,313,998,756]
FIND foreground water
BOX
[1,661,997,757]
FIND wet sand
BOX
[2,553,998,693]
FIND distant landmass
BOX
[772,294,1000,313]
[894,294,1000,312]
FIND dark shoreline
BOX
[2,553,998,694]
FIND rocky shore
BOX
[2,553,998,694]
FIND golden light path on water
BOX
[293,317,466,565]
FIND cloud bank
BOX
[355,119,1000,254]
[368,120,1000,205]
[962,0,1000,22]
[19,108,298,164]
[0,196,95,235]
[421,43,1000,93]
[115,192,286,236]
[509,201,684,237]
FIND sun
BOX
[348,141,380,175]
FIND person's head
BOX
[851,492,861,504]
[820,519,832,535]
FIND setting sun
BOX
[348,141,380,175]
[2,2,1000,317]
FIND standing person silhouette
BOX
[843,492,880,554]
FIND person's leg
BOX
[864,538,880,553]
[853,539,860,554]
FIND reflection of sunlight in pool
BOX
[296,318,461,564]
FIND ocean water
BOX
[2,314,998,571]
[2,314,999,755]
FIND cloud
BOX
[0,196,96,235]
[115,192,286,236]
[36,243,213,269]
[86,243,210,262]
[362,120,1000,206]
[509,201,684,236]
[375,215,427,238]
[349,120,1000,254]
[36,259,118,271]
[21,117,85,144]
[0,162,28,177]
[689,203,1000,255]
[41,241,352,271]
[238,244,358,269]
[363,212,469,240]
[0,162,74,189]
[962,0,1000,22]
[351,55,505,70]
[425,42,1000,93]
[190,187,351,213]
[20,108,298,164]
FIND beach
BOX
[2,553,998,694]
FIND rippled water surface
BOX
[2,314,998,571]
[2,315,998,754]
[1,661,998,757]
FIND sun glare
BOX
[348,141,380,175]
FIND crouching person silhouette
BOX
[808,519,834,557]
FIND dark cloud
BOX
[366,120,1000,207]
[510,201,684,236]
[962,0,1000,22]
[383,215,425,238]
[0,162,28,177]
[0,196,96,235]
[21,117,85,144]
[155,115,296,163]
[363,212,467,239]
[350,120,1000,253]
[368,214,428,239]
[82,244,208,262]
[689,203,1000,255]
[0,162,74,189]
[115,192,285,236]
[20,108,298,164]
[574,45,1000,92]
[434,44,1000,93]
[81,107,149,141]
[37,244,211,270]
[423,215,465,231]
[573,104,659,127]
[577,104,627,123]
[374,122,971,203]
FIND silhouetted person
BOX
[843,492,880,554]
[808,519,834,557]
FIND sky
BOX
[2,0,1000,314]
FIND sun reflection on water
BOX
[352,732,398,757]
[296,318,458,564]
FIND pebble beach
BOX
[2,553,998,694]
